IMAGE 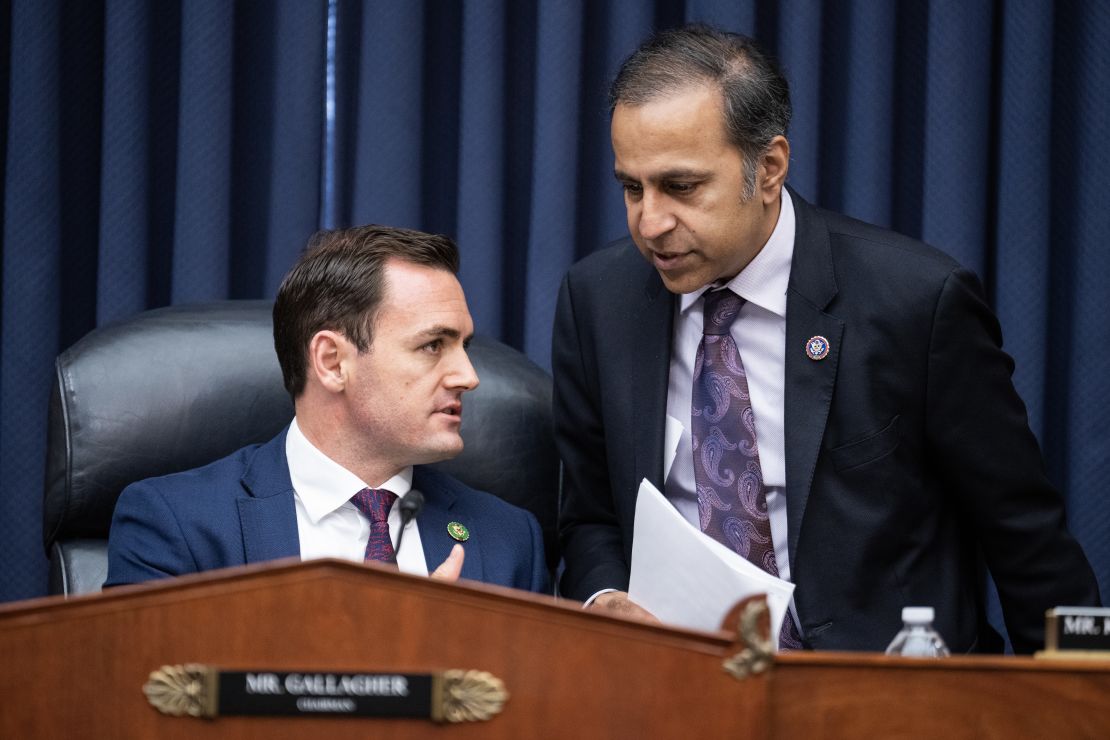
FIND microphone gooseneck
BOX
[391,490,425,563]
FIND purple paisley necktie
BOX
[692,288,803,650]
[350,488,398,562]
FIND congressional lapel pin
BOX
[447,521,470,542]
[805,335,830,361]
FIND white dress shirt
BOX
[665,188,796,588]
[285,418,429,575]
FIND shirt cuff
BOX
[582,588,619,608]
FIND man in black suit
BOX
[552,25,1098,653]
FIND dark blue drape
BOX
[3,1,1108,619]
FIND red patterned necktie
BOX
[692,288,804,650]
[350,488,398,562]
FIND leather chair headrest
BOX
[43,301,293,551]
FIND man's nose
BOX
[448,347,480,392]
[637,192,676,241]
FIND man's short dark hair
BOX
[609,24,791,198]
[273,224,460,397]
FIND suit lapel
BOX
[783,191,843,566]
[413,468,483,582]
[629,265,675,492]
[238,428,301,563]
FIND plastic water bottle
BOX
[884,606,951,657]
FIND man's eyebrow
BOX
[416,326,476,345]
[416,325,461,340]
[614,167,710,183]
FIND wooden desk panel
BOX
[2,560,1106,738]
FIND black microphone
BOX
[391,490,425,564]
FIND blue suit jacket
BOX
[106,428,549,593]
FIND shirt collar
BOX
[286,417,414,524]
[679,187,796,318]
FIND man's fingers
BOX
[431,543,465,582]
[589,591,660,623]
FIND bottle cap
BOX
[902,606,934,624]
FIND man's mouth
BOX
[651,250,691,271]
[436,402,462,418]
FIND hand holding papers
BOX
[628,479,795,645]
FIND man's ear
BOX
[758,135,790,205]
[307,330,350,394]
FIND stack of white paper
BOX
[628,478,795,645]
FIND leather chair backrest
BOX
[42,301,559,595]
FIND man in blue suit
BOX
[107,225,548,593]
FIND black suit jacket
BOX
[553,190,1099,653]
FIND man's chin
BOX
[636,247,709,294]
[411,436,465,465]
[657,270,710,295]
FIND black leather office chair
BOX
[42,301,559,595]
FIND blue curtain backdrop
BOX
[2,0,1108,612]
